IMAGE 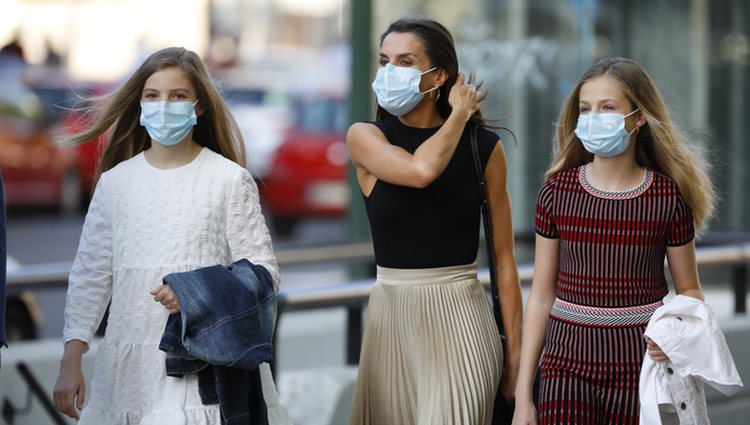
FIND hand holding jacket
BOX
[151,284,180,314]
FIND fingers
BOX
[455,72,465,87]
[77,383,86,411]
[150,284,166,296]
[151,285,181,314]
[646,338,669,362]
[53,386,81,420]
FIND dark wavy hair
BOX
[375,18,495,130]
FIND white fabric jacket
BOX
[639,295,743,425]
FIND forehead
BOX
[143,67,195,91]
[380,31,427,56]
[579,75,628,102]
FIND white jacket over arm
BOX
[639,295,743,425]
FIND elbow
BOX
[412,165,439,188]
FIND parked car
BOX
[223,85,293,179]
[259,93,349,236]
[0,83,81,214]
[40,80,113,197]
[0,66,110,213]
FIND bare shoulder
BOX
[346,122,389,167]
[346,121,385,144]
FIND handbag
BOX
[469,124,514,425]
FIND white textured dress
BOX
[63,147,281,425]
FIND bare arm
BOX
[647,240,705,362]
[512,235,559,425]
[666,240,704,300]
[348,74,481,191]
[53,339,87,419]
[484,141,523,401]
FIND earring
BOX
[433,89,441,102]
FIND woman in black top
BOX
[347,17,522,424]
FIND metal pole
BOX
[733,265,747,315]
[345,0,372,365]
[16,362,68,425]
[346,0,373,282]
[346,305,363,364]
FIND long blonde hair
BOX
[548,57,715,230]
[67,47,245,178]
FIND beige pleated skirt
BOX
[349,262,503,425]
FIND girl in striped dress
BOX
[512,57,715,425]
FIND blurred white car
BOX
[225,88,292,179]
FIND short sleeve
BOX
[225,168,280,291]
[63,174,114,348]
[476,126,500,171]
[535,179,559,239]
[666,190,695,246]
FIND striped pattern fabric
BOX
[349,263,503,425]
[549,298,662,327]
[534,165,695,424]
[535,165,694,308]
[539,319,647,424]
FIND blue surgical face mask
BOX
[371,64,438,116]
[575,108,640,157]
[140,100,199,146]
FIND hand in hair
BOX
[448,73,484,121]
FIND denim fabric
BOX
[159,259,275,425]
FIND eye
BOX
[399,60,413,66]
[579,106,590,114]
[602,105,615,111]
[142,93,157,100]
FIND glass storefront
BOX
[371,0,749,232]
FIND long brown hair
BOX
[548,57,715,230]
[67,47,245,178]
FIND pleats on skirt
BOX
[349,262,503,425]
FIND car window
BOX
[225,89,266,106]
[297,98,347,133]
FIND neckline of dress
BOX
[579,163,654,200]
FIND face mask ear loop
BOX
[421,67,440,97]
[625,108,641,135]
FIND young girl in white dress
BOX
[52,47,281,425]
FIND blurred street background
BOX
[1,0,750,424]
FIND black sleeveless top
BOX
[363,117,499,268]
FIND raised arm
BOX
[348,74,481,191]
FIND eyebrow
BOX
[579,98,619,104]
[379,52,419,59]
[142,87,191,93]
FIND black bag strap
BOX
[469,125,506,343]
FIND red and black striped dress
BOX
[534,164,694,424]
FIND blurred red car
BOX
[0,71,108,213]
[0,82,80,213]
[260,94,350,236]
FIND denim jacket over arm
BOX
[159,259,276,425]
